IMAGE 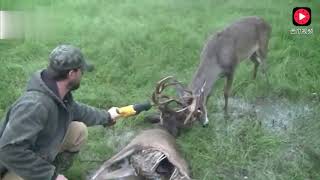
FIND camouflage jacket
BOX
[0,70,113,180]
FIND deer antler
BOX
[152,76,186,106]
[183,80,206,125]
[152,76,200,120]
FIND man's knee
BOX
[60,121,88,152]
[2,171,23,180]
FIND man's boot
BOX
[53,151,79,173]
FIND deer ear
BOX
[200,80,206,93]
[199,80,206,101]
[174,81,186,100]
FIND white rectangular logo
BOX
[0,11,25,39]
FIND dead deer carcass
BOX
[90,128,191,180]
[182,16,271,125]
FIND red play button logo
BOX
[293,7,311,26]
[299,13,305,21]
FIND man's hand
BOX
[56,174,68,180]
[108,107,120,121]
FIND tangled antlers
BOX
[151,76,198,125]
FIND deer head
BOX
[151,76,205,136]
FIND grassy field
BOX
[0,0,319,179]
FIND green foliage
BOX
[0,0,319,179]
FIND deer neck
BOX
[189,70,207,94]
[189,56,221,96]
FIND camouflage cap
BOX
[48,44,94,72]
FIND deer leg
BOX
[256,50,270,86]
[250,52,260,80]
[223,73,234,114]
[256,51,267,74]
[258,31,270,84]
[200,78,215,127]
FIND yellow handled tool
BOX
[117,102,152,117]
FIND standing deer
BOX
[179,16,272,126]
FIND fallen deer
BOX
[90,129,191,180]
[180,16,272,125]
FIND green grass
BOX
[1,0,320,179]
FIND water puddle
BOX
[212,97,313,133]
